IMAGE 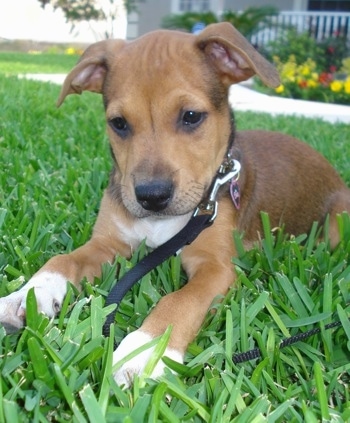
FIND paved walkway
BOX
[230,84,350,124]
[24,74,350,124]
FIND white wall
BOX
[0,0,127,43]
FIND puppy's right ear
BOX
[57,39,125,107]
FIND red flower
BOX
[318,72,333,86]
[329,65,337,73]
[298,80,308,88]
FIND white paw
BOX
[0,271,68,332]
[113,329,183,388]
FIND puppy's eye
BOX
[183,111,202,125]
[181,111,205,130]
[109,117,130,137]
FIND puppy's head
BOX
[58,23,279,218]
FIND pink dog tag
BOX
[230,180,240,210]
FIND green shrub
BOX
[318,34,349,72]
[263,28,322,66]
[263,28,349,73]
[162,6,278,38]
[161,11,218,32]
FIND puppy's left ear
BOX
[57,39,126,107]
[196,22,280,88]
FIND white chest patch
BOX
[115,213,192,250]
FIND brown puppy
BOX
[0,23,349,386]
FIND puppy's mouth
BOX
[122,179,205,218]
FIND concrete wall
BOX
[138,0,172,35]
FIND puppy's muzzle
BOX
[135,179,174,212]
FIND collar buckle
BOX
[193,158,241,222]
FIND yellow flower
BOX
[299,65,311,76]
[307,80,318,88]
[275,84,285,93]
[65,47,76,55]
[280,65,296,80]
[330,80,343,92]
[344,78,350,94]
[341,57,350,74]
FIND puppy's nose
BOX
[135,180,174,212]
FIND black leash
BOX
[103,213,213,335]
[232,320,343,364]
[102,157,242,337]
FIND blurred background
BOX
[1,0,349,44]
[0,0,349,105]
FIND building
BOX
[0,0,127,45]
[127,0,350,39]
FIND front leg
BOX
[0,193,130,331]
[113,198,236,386]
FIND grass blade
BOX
[52,363,87,423]
[79,384,106,423]
[313,361,330,420]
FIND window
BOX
[308,0,350,11]
[179,0,210,12]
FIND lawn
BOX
[0,68,349,422]
[0,51,79,74]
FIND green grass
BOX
[0,52,79,74]
[0,73,349,422]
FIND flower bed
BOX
[255,28,350,106]
[270,55,350,105]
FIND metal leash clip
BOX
[193,158,241,222]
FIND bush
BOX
[258,29,350,104]
[220,6,278,39]
[263,28,349,72]
[161,11,218,32]
[162,6,278,38]
[318,34,349,72]
[263,29,323,66]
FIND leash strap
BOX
[103,212,213,336]
[232,320,343,364]
[103,158,241,337]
